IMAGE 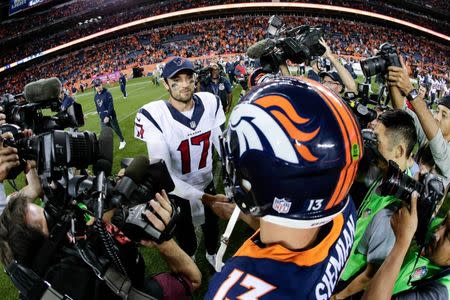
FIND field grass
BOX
[0,77,254,299]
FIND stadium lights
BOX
[1,2,449,73]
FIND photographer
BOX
[319,38,357,93]
[335,109,417,299]
[388,58,450,185]
[0,103,28,213]
[0,137,27,214]
[234,59,248,96]
[362,194,450,299]
[0,176,201,300]
[306,58,322,82]
[200,63,232,113]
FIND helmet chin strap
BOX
[262,197,349,229]
[215,205,241,272]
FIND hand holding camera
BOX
[390,191,419,247]
[0,133,20,182]
[139,190,173,247]
[387,56,415,96]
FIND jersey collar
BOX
[165,94,204,130]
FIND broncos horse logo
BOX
[228,95,320,163]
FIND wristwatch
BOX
[406,88,419,102]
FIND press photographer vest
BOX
[393,247,450,295]
[340,178,399,281]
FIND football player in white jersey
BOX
[134,56,227,267]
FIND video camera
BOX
[246,15,325,73]
[0,78,86,179]
[6,126,179,299]
[0,78,84,135]
[360,43,401,78]
[0,124,98,180]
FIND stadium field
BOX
[0,76,253,299]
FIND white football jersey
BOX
[134,92,225,224]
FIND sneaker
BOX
[206,253,216,269]
[119,141,126,150]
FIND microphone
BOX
[110,156,151,207]
[246,38,276,59]
[23,77,62,103]
[93,127,114,217]
[93,127,114,176]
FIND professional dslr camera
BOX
[360,43,401,78]
[360,129,448,247]
[379,161,447,247]
[246,15,325,73]
[342,83,382,128]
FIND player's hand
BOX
[214,194,229,203]
[391,191,418,247]
[211,202,236,220]
[0,133,20,182]
[103,117,110,123]
[387,56,414,95]
[0,106,6,125]
[319,37,332,58]
[141,190,172,247]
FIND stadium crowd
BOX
[0,15,448,95]
[0,0,448,68]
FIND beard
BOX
[169,88,194,103]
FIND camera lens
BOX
[50,131,98,169]
[379,162,424,201]
[360,56,387,78]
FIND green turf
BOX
[0,77,252,299]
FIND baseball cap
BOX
[319,71,344,86]
[437,95,450,110]
[93,78,102,87]
[162,56,195,79]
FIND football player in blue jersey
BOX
[205,77,363,300]
[119,72,127,99]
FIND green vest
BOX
[393,248,450,296]
[341,178,399,281]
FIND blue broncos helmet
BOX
[223,77,363,228]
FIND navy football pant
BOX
[100,115,124,142]
[172,182,219,257]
